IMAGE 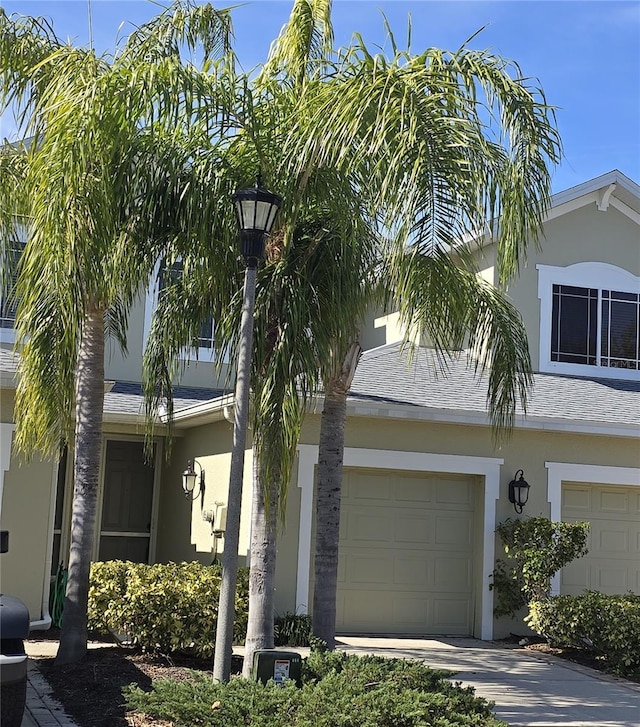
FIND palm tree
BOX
[144,0,561,672]
[0,2,232,665]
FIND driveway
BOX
[337,636,640,727]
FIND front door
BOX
[98,440,155,562]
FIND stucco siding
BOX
[1,449,56,622]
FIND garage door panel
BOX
[336,469,475,635]
[393,556,430,588]
[343,510,389,542]
[395,513,433,544]
[562,483,639,596]
[597,525,629,553]
[343,552,393,584]
[395,475,434,503]
[434,556,473,591]
[393,597,431,628]
[563,487,590,510]
[435,478,474,506]
[433,599,472,633]
[600,489,631,513]
[596,565,630,592]
[435,515,473,546]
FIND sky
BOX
[1,0,639,194]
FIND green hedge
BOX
[526,591,640,676]
[127,652,506,726]
[88,560,249,656]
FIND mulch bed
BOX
[30,630,243,727]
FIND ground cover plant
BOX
[125,651,507,726]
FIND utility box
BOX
[252,649,302,687]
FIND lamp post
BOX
[213,176,281,683]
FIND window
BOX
[0,235,26,340]
[143,256,218,361]
[539,263,640,380]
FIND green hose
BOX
[49,563,67,628]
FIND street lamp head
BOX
[232,176,282,264]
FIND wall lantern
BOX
[182,459,205,500]
[508,469,530,514]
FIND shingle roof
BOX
[349,343,640,430]
[103,381,225,417]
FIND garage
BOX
[335,468,477,635]
[561,482,640,595]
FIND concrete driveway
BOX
[22,635,640,726]
[337,636,640,727]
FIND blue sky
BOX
[1,0,639,193]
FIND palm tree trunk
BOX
[56,307,105,665]
[312,341,361,649]
[242,457,278,677]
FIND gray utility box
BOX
[252,649,302,687]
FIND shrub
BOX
[490,517,589,618]
[88,560,249,656]
[526,591,640,676]
[274,612,313,647]
[126,651,507,726]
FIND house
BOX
[1,169,638,639]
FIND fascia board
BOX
[344,398,639,439]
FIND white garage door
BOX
[561,482,640,595]
[336,468,476,635]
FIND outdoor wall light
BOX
[508,469,530,514]
[182,459,205,500]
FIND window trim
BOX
[537,262,640,381]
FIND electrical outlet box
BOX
[251,649,302,687]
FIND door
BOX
[98,440,155,562]
[335,468,476,635]
[561,482,640,594]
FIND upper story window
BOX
[0,233,26,342]
[539,263,640,381]
[143,256,218,362]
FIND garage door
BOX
[335,468,476,635]
[561,482,640,595]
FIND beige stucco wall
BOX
[0,390,57,623]
[155,420,254,567]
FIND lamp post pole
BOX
[213,178,281,683]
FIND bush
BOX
[490,517,589,618]
[88,560,250,656]
[273,612,313,647]
[126,651,507,726]
[526,591,640,676]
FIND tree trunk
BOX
[242,457,278,677]
[213,262,258,682]
[56,307,105,665]
[312,341,361,649]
